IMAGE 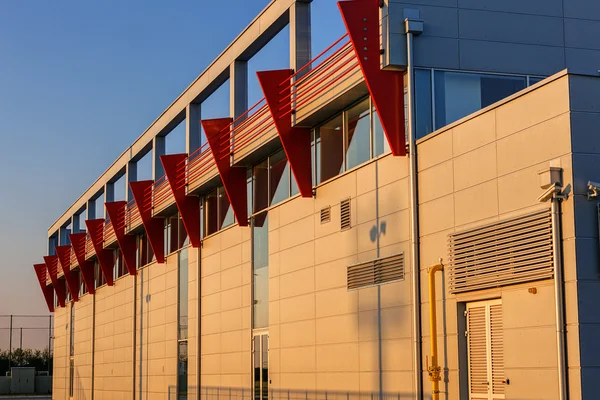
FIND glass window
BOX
[253,159,269,213]
[434,70,526,128]
[138,233,154,268]
[79,270,87,296]
[114,248,126,279]
[95,261,106,288]
[69,359,74,397]
[247,169,253,218]
[269,150,291,206]
[529,76,545,85]
[205,190,218,236]
[372,105,390,156]
[177,341,188,399]
[178,248,188,340]
[415,68,433,139]
[345,98,371,170]
[70,304,75,356]
[317,114,344,183]
[178,215,189,248]
[219,186,234,228]
[252,211,269,329]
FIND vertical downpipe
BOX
[91,292,96,400]
[132,273,137,400]
[551,195,567,400]
[197,246,202,396]
[406,25,422,400]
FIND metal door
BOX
[253,334,269,400]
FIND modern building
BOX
[32,0,600,399]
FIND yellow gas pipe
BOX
[428,262,444,400]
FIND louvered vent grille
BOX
[448,209,553,293]
[347,253,404,290]
[490,303,505,396]
[467,305,487,396]
[340,199,351,230]
[320,206,331,224]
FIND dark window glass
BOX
[165,215,181,255]
[69,305,75,357]
[178,215,189,248]
[177,341,188,399]
[415,68,433,139]
[247,169,253,218]
[219,186,234,228]
[254,159,269,213]
[95,261,106,288]
[318,114,344,183]
[69,359,74,397]
[269,150,290,206]
[346,98,371,169]
[205,191,218,236]
[373,106,390,156]
[178,248,188,340]
[114,248,126,279]
[79,270,87,296]
[253,212,269,329]
[529,76,545,85]
[434,71,526,128]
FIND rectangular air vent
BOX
[340,198,351,230]
[320,206,331,224]
[448,209,553,294]
[347,253,405,290]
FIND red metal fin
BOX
[85,219,115,286]
[33,264,54,312]
[105,202,137,276]
[56,245,79,302]
[43,255,65,307]
[69,233,95,295]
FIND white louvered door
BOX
[466,299,505,400]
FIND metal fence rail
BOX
[168,386,412,400]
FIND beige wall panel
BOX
[315,256,355,292]
[356,190,377,224]
[418,129,453,172]
[315,314,358,345]
[377,154,409,187]
[315,287,358,318]
[419,161,454,204]
[379,178,410,216]
[502,283,556,329]
[496,112,571,176]
[452,110,496,157]
[453,143,497,191]
[279,267,315,299]
[496,76,569,139]
[316,343,359,373]
[279,215,315,251]
[315,371,360,392]
[504,326,558,368]
[380,305,412,340]
[280,320,316,348]
[281,346,316,373]
[358,310,378,342]
[503,368,559,399]
[381,371,414,393]
[419,196,455,237]
[279,372,316,390]
[315,229,358,265]
[278,195,315,227]
[356,161,377,195]
[314,169,357,211]
[279,293,315,323]
[454,179,499,227]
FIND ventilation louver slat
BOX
[347,253,404,290]
[340,199,351,230]
[448,209,553,294]
[320,206,331,224]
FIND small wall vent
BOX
[340,199,351,230]
[320,206,331,224]
[347,253,405,290]
[448,208,553,294]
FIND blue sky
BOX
[0,0,344,325]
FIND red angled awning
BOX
[33,264,54,312]
[130,180,165,262]
[55,245,79,302]
[43,256,65,308]
[85,219,115,286]
[105,202,137,275]
[69,233,95,294]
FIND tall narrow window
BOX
[415,69,433,139]
[177,249,189,399]
[345,98,371,170]
[95,261,106,288]
[69,304,75,398]
[317,115,344,183]
[254,159,269,213]
[205,190,218,236]
[269,150,291,206]
[219,186,234,228]
[252,211,269,329]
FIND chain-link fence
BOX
[0,315,53,375]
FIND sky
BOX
[0,0,345,346]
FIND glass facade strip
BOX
[252,212,269,329]
[345,98,371,170]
